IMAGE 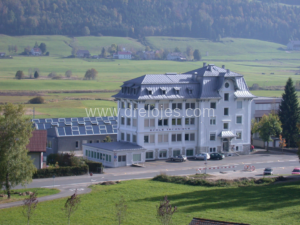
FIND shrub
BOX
[65,70,72,78]
[83,159,103,173]
[33,165,88,179]
[47,153,82,167]
[34,71,39,79]
[48,72,57,78]
[28,96,44,104]
[52,74,62,79]
[15,70,25,79]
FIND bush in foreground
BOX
[33,165,88,179]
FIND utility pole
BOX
[33,107,35,119]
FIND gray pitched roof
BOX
[113,64,255,100]
[83,142,145,152]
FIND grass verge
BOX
[0,179,300,224]
[0,188,60,204]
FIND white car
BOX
[194,153,210,160]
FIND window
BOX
[133,154,141,161]
[172,103,182,110]
[47,140,52,148]
[237,101,242,109]
[173,150,181,157]
[186,149,194,156]
[210,147,216,152]
[148,90,152,95]
[158,119,168,126]
[118,155,126,162]
[188,89,193,94]
[127,88,130,94]
[223,123,229,130]
[144,104,155,110]
[175,90,180,95]
[100,153,102,160]
[89,140,93,143]
[224,93,229,101]
[172,134,182,142]
[144,118,155,127]
[121,117,125,125]
[210,133,216,141]
[109,155,111,162]
[127,118,131,126]
[162,90,166,95]
[121,133,125,141]
[224,108,229,116]
[159,150,167,158]
[127,103,131,109]
[150,135,155,143]
[121,87,125,93]
[158,134,168,143]
[159,103,169,110]
[121,102,125,109]
[210,102,216,109]
[146,152,154,159]
[144,135,149,143]
[172,118,182,126]
[236,146,239,151]
[86,150,89,156]
[96,140,100,143]
[185,133,195,141]
[185,118,195,125]
[210,118,216,125]
[97,152,100,159]
[126,134,130,142]
[225,82,229,88]
[133,119,137,127]
[133,89,136,95]
[186,103,196,109]
[236,116,242,124]
[236,131,242,140]
[133,135,137,143]
[133,103,138,109]
[106,155,108,161]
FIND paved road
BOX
[16,150,300,189]
[1,150,299,209]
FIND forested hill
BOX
[1,0,300,44]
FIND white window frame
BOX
[210,117,216,125]
[236,115,242,124]
[210,133,216,141]
[237,101,243,109]
[236,131,242,140]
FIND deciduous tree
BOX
[193,49,201,61]
[62,189,81,225]
[84,68,98,80]
[115,196,127,225]
[156,196,177,225]
[256,114,282,151]
[101,47,107,58]
[278,78,300,147]
[65,70,72,78]
[0,104,36,199]
[22,192,38,225]
[15,70,25,79]
[39,43,46,54]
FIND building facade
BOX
[27,130,47,169]
[113,51,132,59]
[83,64,255,167]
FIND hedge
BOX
[33,165,89,179]
[85,161,103,173]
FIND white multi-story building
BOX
[83,63,256,167]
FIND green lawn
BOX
[0,179,299,224]
[0,188,59,205]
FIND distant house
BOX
[27,130,47,169]
[167,52,187,61]
[189,217,250,225]
[287,41,300,50]
[92,55,99,59]
[31,48,42,56]
[0,52,6,57]
[113,51,132,59]
[76,50,90,58]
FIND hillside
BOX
[1,0,300,44]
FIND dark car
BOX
[169,155,187,162]
[210,153,225,160]
[263,167,273,175]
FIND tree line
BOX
[1,0,300,44]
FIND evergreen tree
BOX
[101,47,107,58]
[278,78,300,147]
[34,71,39,79]
[0,104,36,199]
[193,49,201,61]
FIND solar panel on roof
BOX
[71,118,78,122]
[98,121,104,125]
[96,117,103,121]
[52,118,59,122]
[91,121,98,125]
[86,130,93,135]
[112,125,118,129]
[45,123,51,129]
[65,122,72,126]
[99,125,106,130]
[106,126,113,133]
[84,117,90,121]
[72,131,79,135]
[37,123,45,130]
[71,126,79,131]
[51,122,59,126]
[72,122,78,126]
[65,126,72,135]
[79,126,86,135]
[66,118,71,122]
[113,129,117,133]
[32,119,40,123]
[102,117,108,120]
[78,118,84,122]
[57,127,65,136]
[85,121,92,126]
[58,118,65,122]
[108,116,114,120]
[104,120,111,124]
[45,119,52,123]
[93,126,100,134]
[86,125,93,130]
[78,121,85,125]
[100,130,107,134]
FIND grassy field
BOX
[0,179,299,224]
[146,36,300,60]
[0,188,59,204]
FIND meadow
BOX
[0,35,299,118]
[0,179,299,225]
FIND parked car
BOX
[292,167,300,175]
[194,153,210,160]
[210,153,225,160]
[169,155,187,162]
[263,167,273,175]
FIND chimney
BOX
[203,62,207,67]
[208,64,214,71]
[227,69,230,73]
[222,65,225,69]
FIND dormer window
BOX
[148,90,152,95]
[121,87,125,93]
[133,89,136,94]
[162,90,166,95]
[160,87,166,95]
[174,87,180,95]
[127,88,131,94]
[187,88,192,94]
